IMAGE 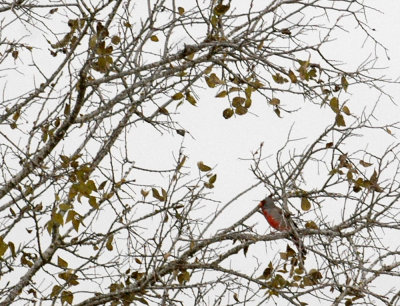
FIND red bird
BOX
[259,196,306,255]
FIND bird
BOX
[259,196,306,256]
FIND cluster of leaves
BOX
[49,18,86,54]
[329,96,351,127]
[271,60,351,122]
[89,22,120,73]
[46,154,115,234]
[50,19,120,74]
[330,153,383,193]
[197,55,352,122]
[210,71,263,119]
[197,161,217,188]
[259,245,322,303]
[107,270,148,306]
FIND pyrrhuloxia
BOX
[259,196,306,256]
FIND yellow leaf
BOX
[205,76,215,88]
[47,220,54,235]
[197,161,211,172]
[369,170,383,192]
[211,15,218,28]
[341,75,349,92]
[270,98,280,105]
[176,129,185,136]
[293,275,302,282]
[141,189,149,198]
[58,256,68,268]
[51,32,73,49]
[260,265,272,280]
[204,65,213,74]
[59,203,72,211]
[309,269,323,281]
[280,252,288,260]
[272,73,288,84]
[111,35,120,45]
[177,271,190,284]
[185,52,195,61]
[172,92,184,100]
[61,290,73,305]
[330,97,339,113]
[21,254,33,267]
[250,79,264,89]
[161,188,167,200]
[177,155,187,170]
[209,174,217,184]
[342,105,350,116]
[235,105,247,115]
[206,73,224,88]
[204,182,214,189]
[0,237,8,258]
[53,213,64,225]
[214,4,230,16]
[359,160,372,167]
[347,170,353,181]
[50,285,62,298]
[88,196,98,209]
[106,235,113,251]
[87,180,97,192]
[8,241,16,257]
[64,103,70,116]
[301,197,311,211]
[215,91,227,98]
[152,188,165,201]
[336,114,346,127]
[280,28,291,35]
[245,98,252,108]
[72,219,80,232]
[98,181,107,190]
[150,35,159,42]
[288,70,297,83]
[12,109,20,121]
[223,108,234,119]
[24,186,33,196]
[89,36,97,49]
[232,96,245,107]
[185,92,197,106]
[178,7,185,15]
[66,210,77,223]
[245,86,253,99]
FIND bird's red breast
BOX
[260,202,290,231]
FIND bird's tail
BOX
[290,233,307,257]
